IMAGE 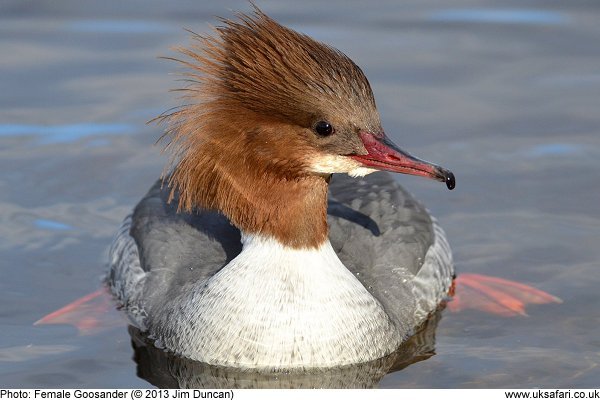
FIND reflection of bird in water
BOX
[129,310,443,389]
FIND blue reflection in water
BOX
[35,219,73,231]
[429,9,568,25]
[67,20,171,34]
[526,143,583,157]
[0,123,133,143]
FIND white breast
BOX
[154,234,402,369]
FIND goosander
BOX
[108,9,456,369]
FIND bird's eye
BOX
[314,121,334,137]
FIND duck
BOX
[107,8,456,370]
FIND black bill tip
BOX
[444,171,455,190]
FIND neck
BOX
[168,142,330,249]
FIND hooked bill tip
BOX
[445,171,456,190]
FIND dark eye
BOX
[314,121,334,137]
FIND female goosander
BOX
[108,9,456,369]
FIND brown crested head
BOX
[161,7,382,181]
[158,7,454,248]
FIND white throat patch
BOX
[308,154,378,177]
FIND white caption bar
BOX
[1,389,598,400]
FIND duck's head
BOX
[159,8,454,247]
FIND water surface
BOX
[1,0,599,388]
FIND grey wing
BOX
[328,172,453,331]
[108,180,241,327]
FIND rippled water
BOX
[1,0,599,388]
